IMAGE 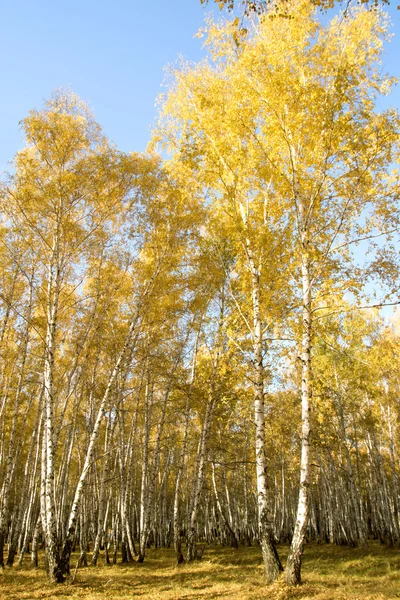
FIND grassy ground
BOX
[0,541,399,600]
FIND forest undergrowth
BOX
[1,542,399,600]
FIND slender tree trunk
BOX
[138,366,153,563]
[0,275,34,568]
[59,306,142,576]
[31,516,41,568]
[41,229,63,583]
[18,402,43,566]
[91,418,114,566]
[186,295,227,562]
[211,462,238,548]
[333,385,368,548]
[173,413,191,563]
[246,239,283,582]
[173,326,200,563]
[285,216,312,585]
[139,354,179,561]
[186,380,216,561]
[0,390,20,569]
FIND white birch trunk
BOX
[285,190,312,584]
[42,227,63,582]
[245,236,283,582]
[138,367,153,563]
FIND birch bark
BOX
[285,176,312,584]
[41,216,63,583]
[248,248,283,581]
[239,202,283,581]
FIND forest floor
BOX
[0,541,399,600]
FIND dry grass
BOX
[1,541,399,600]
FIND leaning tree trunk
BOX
[58,305,142,577]
[211,462,238,548]
[91,417,115,566]
[58,259,163,577]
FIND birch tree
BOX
[1,91,161,581]
[154,0,399,584]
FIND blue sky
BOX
[1,0,399,173]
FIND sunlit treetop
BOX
[200,0,392,15]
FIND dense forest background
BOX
[1,0,400,592]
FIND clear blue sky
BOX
[1,0,399,173]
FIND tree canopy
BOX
[0,0,400,592]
